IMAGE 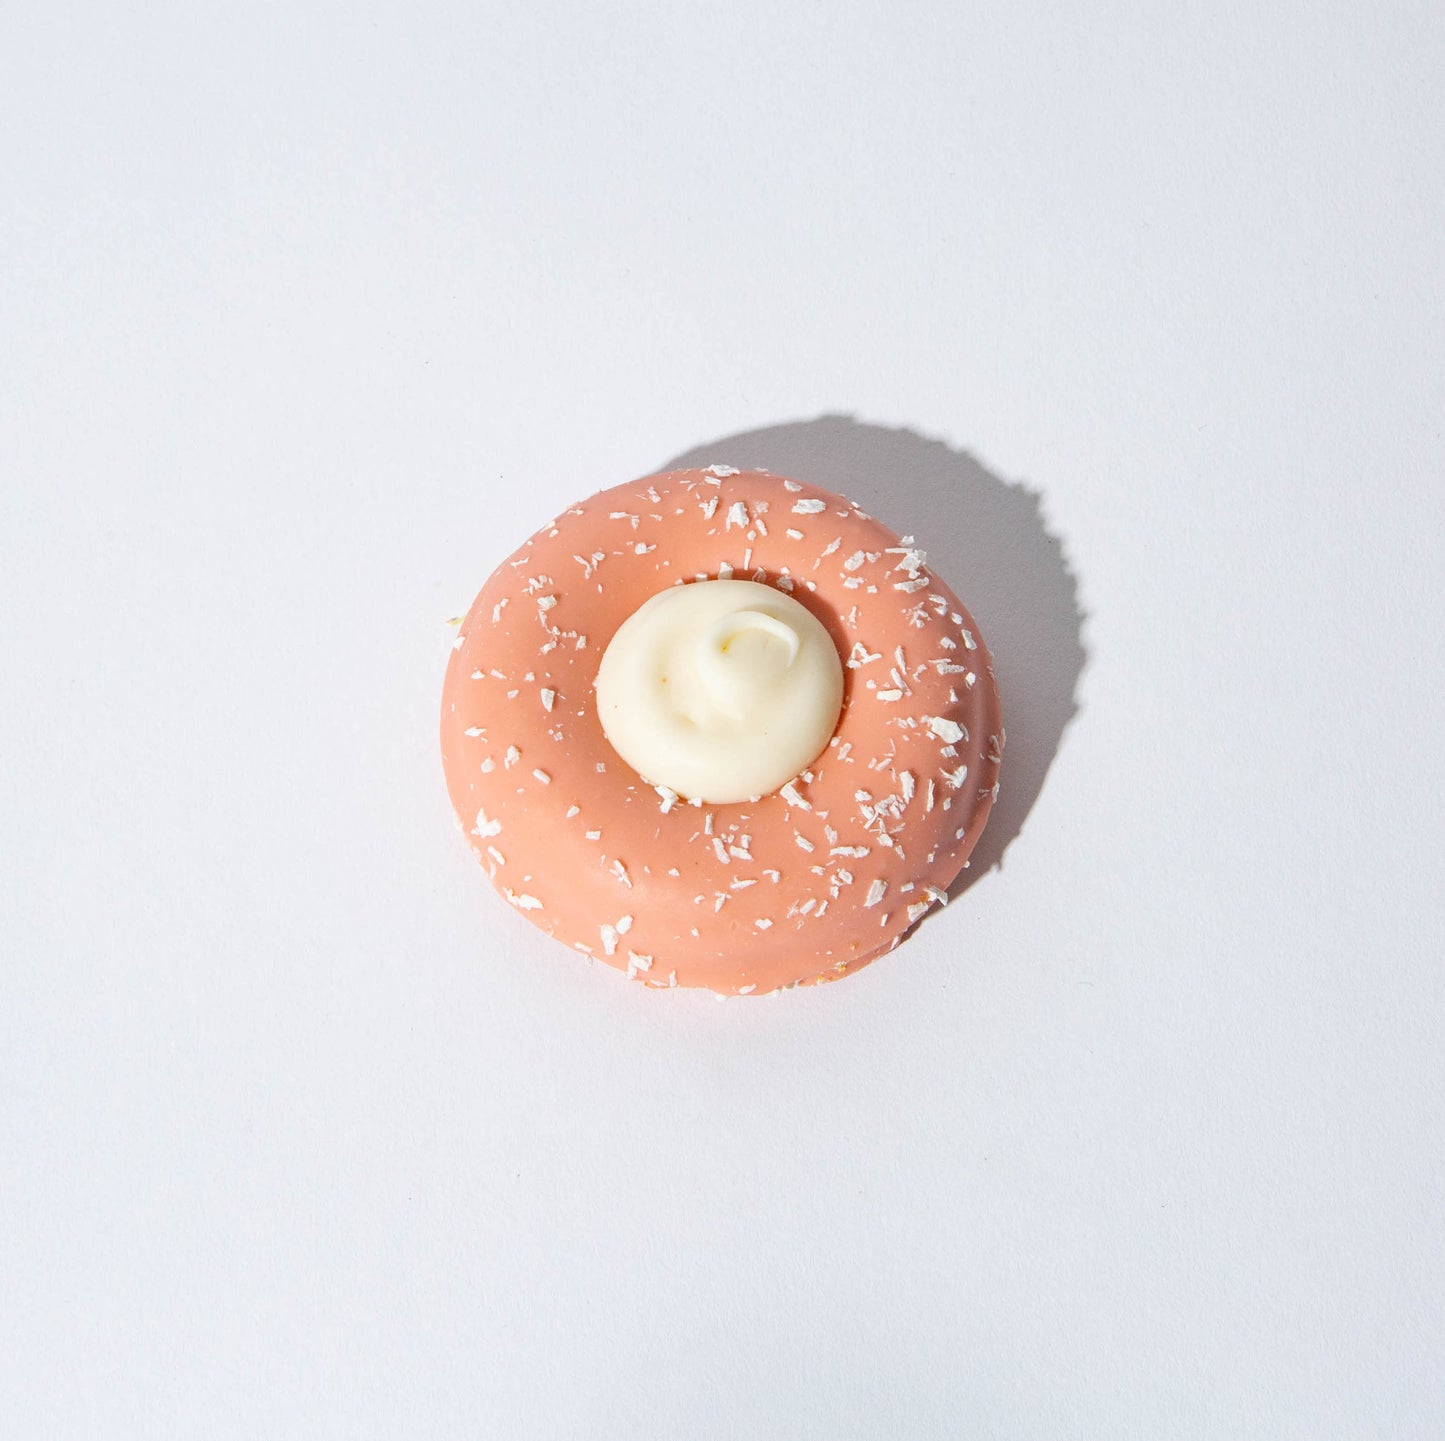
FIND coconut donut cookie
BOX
[440,467,1003,995]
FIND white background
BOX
[3,2,1442,1436]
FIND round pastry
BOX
[440,466,1003,995]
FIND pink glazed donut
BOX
[440,467,1003,995]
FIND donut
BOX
[440,466,1003,995]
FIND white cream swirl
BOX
[594,580,844,804]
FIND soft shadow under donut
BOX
[663,415,1087,897]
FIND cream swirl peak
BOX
[594,579,844,803]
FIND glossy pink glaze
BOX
[440,468,1003,994]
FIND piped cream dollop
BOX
[595,579,844,803]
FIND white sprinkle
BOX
[472,808,502,839]
[925,716,965,744]
[925,885,949,907]
[507,890,543,911]
[962,628,978,650]
[539,689,556,713]
[655,785,680,814]
[779,781,811,810]
[712,837,729,864]
[731,878,757,890]
[944,765,969,789]
[600,924,618,956]
[843,550,866,571]
[705,463,740,476]
[795,833,815,852]
[585,829,602,840]
[702,496,719,520]
[865,879,887,908]
[633,541,655,555]
[783,480,803,491]
[830,846,870,858]
[565,805,580,818]
[616,915,633,934]
[785,528,805,540]
[876,689,904,702]
[492,599,508,622]
[486,845,506,866]
[907,900,931,924]
[464,725,485,738]
[726,499,749,529]
[792,498,826,514]
[755,918,773,930]
[738,983,756,994]
[612,860,632,888]
[537,595,557,611]
[925,779,935,811]
[820,537,841,557]
[480,757,495,773]
[532,768,550,784]
[893,577,929,593]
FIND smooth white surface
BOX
[2,2,1442,1436]
[595,579,844,804]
